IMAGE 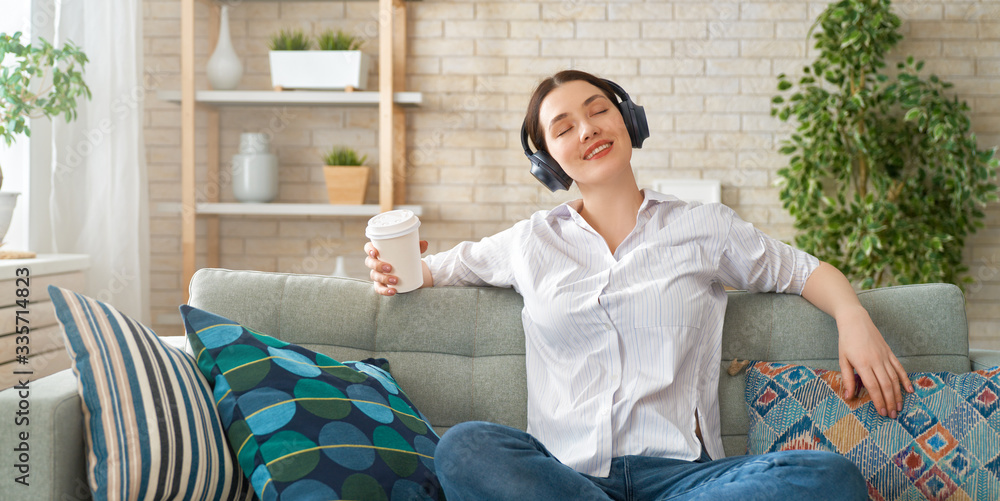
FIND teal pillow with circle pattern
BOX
[180,305,444,501]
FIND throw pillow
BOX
[745,361,1000,501]
[47,285,255,500]
[180,304,445,501]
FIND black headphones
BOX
[521,79,649,192]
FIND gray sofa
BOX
[3,267,999,500]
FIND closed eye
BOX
[555,108,607,137]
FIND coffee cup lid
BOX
[366,210,420,239]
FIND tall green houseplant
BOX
[773,0,998,289]
[0,31,90,190]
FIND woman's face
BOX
[537,80,632,188]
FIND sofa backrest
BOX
[189,268,968,457]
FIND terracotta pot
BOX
[323,165,369,204]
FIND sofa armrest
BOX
[0,369,90,500]
[970,349,1000,371]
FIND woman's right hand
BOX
[365,240,430,296]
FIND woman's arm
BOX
[365,221,520,296]
[800,261,914,418]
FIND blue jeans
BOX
[434,421,867,501]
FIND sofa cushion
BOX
[181,304,444,501]
[746,361,1000,500]
[47,285,254,500]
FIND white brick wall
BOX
[145,0,1000,349]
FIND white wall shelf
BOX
[157,90,422,107]
[198,203,423,216]
[228,0,420,3]
[157,202,422,217]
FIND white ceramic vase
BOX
[232,133,278,203]
[206,5,243,90]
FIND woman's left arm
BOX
[800,261,914,419]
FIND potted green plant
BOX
[268,28,370,91]
[772,0,998,289]
[317,29,363,51]
[0,31,90,241]
[269,28,313,51]
[322,147,369,205]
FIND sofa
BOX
[2,267,998,500]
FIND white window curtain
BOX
[50,0,150,322]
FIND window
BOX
[0,0,55,252]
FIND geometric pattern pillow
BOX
[47,286,255,501]
[180,305,445,501]
[746,361,1000,501]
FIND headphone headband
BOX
[522,78,649,192]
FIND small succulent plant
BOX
[322,147,367,166]
[268,29,312,51]
[317,29,363,51]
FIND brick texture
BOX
[145,0,1000,349]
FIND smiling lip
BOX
[584,141,613,160]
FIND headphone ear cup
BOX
[617,100,649,149]
[529,150,573,192]
[631,103,649,148]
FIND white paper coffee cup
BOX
[366,210,423,293]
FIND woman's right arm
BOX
[365,240,432,296]
[365,221,523,296]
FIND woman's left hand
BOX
[836,304,914,419]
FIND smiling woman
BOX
[365,69,912,501]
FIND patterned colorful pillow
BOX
[180,304,444,501]
[745,361,1000,501]
[47,286,255,500]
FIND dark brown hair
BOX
[524,70,618,153]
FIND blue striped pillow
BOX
[48,285,255,500]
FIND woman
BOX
[365,70,912,500]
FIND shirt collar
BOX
[545,189,681,234]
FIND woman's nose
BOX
[580,120,601,142]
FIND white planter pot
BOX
[0,192,19,243]
[268,51,371,90]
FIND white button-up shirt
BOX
[423,190,819,477]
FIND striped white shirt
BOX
[423,189,820,477]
